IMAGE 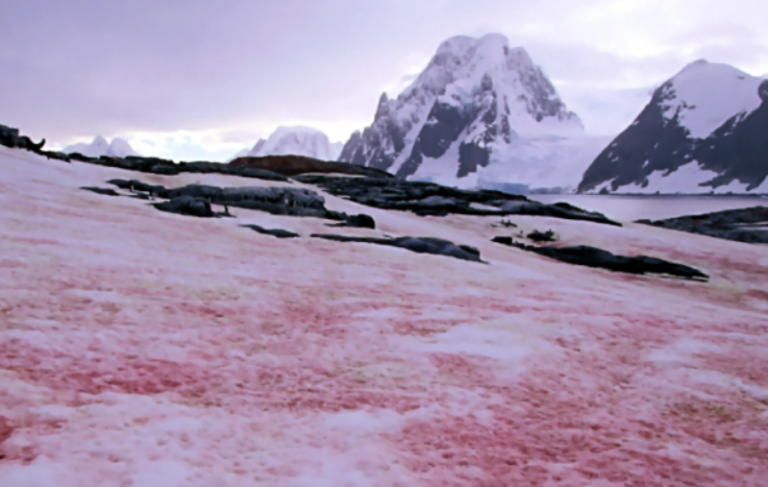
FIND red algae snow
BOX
[1,146,767,486]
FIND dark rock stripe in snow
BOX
[240,224,299,239]
[637,206,768,244]
[493,238,708,280]
[80,186,120,196]
[296,174,620,225]
[311,234,484,262]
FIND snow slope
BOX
[662,60,764,139]
[63,136,140,158]
[580,61,768,194]
[1,145,768,486]
[340,34,593,190]
[240,126,343,161]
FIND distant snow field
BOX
[1,146,767,486]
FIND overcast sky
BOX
[2,0,767,161]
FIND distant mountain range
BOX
[579,60,768,194]
[235,126,343,161]
[64,136,139,158]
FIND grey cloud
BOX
[1,0,766,149]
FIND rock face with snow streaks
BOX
[339,34,587,188]
[579,61,768,194]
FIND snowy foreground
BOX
[1,146,767,486]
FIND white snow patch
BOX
[663,60,764,139]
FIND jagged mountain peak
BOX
[340,33,583,184]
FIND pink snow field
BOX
[1,145,767,486]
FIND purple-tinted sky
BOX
[2,0,767,160]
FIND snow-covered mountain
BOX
[339,33,602,191]
[579,60,768,194]
[238,126,343,161]
[63,136,139,158]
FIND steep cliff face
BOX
[579,61,768,194]
[339,34,584,187]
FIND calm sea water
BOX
[528,195,768,222]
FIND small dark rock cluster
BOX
[295,175,621,226]
[492,238,708,280]
[311,234,484,262]
[637,206,768,244]
[1,124,70,162]
[527,229,556,242]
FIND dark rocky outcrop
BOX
[296,174,620,225]
[327,213,376,229]
[493,239,708,280]
[80,186,120,196]
[1,124,70,162]
[68,154,290,182]
[229,155,393,178]
[106,179,369,223]
[153,196,215,218]
[107,179,165,195]
[527,229,556,242]
[637,206,768,244]
[240,224,299,239]
[311,234,484,263]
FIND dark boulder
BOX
[493,239,708,280]
[153,196,215,218]
[327,213,376,229]
[240,224,299,239]
[527,229,556,242]
[310,234,484,263]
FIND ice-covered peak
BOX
[63,136,139,158]
[340,33,584,181]
[92,135,108,148]
[242,126,342,161]
[661,59,764,138]
[107,138,139,157]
